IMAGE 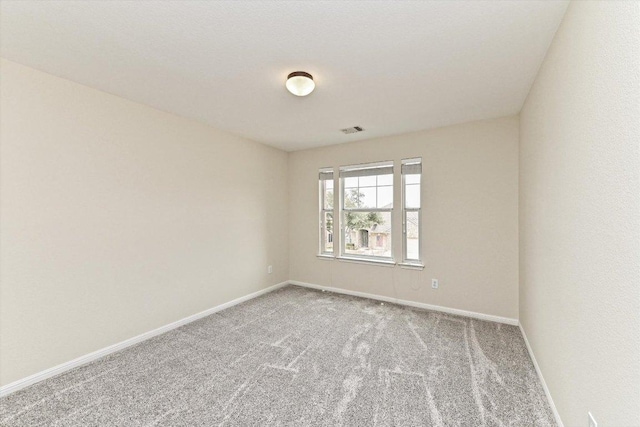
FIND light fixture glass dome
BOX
[286,71,315,96]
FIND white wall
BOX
[289,116,519,320]
[519,1,640,425]
[0,59,289,386]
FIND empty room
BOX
[0,1,638,426]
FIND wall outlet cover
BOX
[431,279,439,289]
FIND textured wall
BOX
[289,116,519,320]
[519,1,640,425]
[0,59,289,386]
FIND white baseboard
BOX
[519,323,564,427]
[0,281,288,398]
[288,280,519,326]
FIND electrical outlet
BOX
[267,265,273,274]
[432,279,439,289]
[588,412,597,427]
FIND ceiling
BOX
[0,1,569,151]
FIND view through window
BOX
[340,162,393,259]
[319,169,334,254]
[402,159,422,262]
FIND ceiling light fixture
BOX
[286,71,315,96]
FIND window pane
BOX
[343,211,391,258]
[323,211,334,253]
[359,175,376,187]
[358,187,376,208]
[405,183,420,208]
[405,173,420,185]
[325,179,333,190]
[343,187,359,209]
[377,174,393,186]
[377,186,393,208]
[323,181,333,209]
[345,177,358,187]
[405,211,419,260]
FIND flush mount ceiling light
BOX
[285,71,315,96]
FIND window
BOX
[402,158,422,263]
[319,168,334,254]
[340,162,393,260]
[319,159,423,266]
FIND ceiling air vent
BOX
[341,126,364,134]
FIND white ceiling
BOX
[0,1,569,151]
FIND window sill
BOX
[316,255,420,269]
[336,256,396,267]
[398,262,425,270]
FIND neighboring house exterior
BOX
[344,213,417,258]
[367,222,391,254]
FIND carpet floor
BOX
[0,285,555,426]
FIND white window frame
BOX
[402,158,422,265]
[339,161,394,262]
[319,168,334,256]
